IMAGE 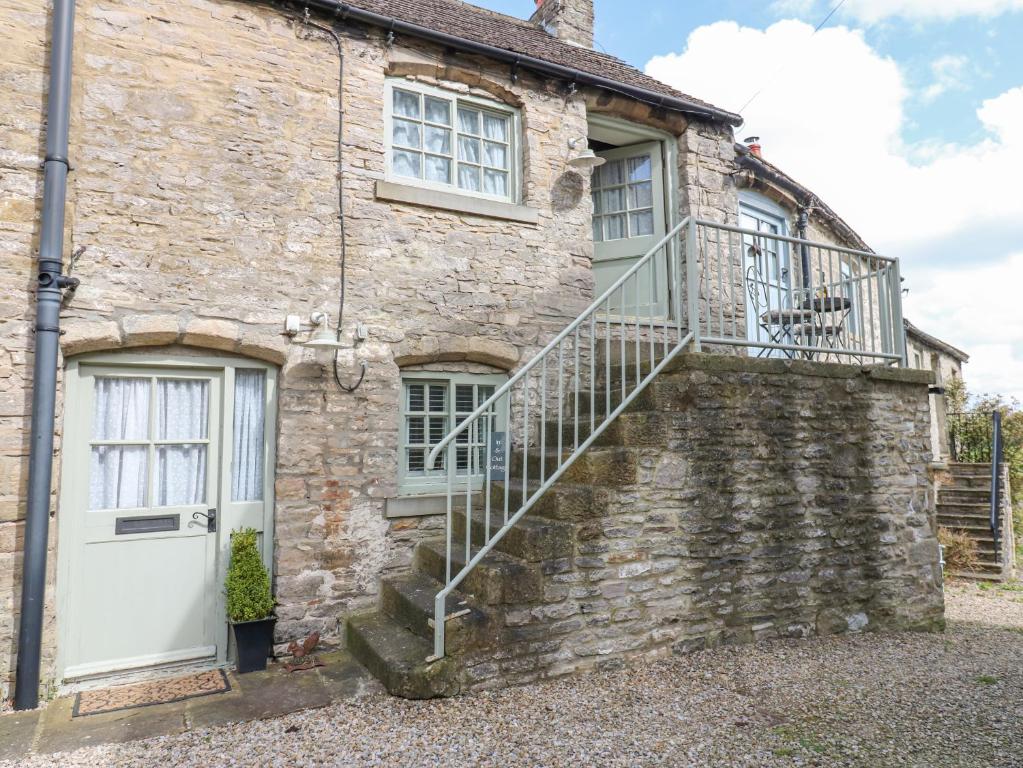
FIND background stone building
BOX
[2,0,945,701]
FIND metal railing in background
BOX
[422,218,909,661]
[689,219,906,365]
[948,410,1005,560]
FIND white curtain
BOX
[155,379,208,507]
[232,370,265,502]
[89,377,150,510]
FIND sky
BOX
[473,0,1023,402]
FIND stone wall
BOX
[0,0,745,697]
[460,356,944,689]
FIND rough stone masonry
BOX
[450,356,945,690]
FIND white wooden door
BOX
[592,142,668,317]
[740,202,792,354]
[62,367,222,679]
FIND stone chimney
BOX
[530,0,594,49]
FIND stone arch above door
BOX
[60,314,289,365]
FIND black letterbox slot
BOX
[115,514,180,535]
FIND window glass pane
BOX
[89,445,148,510]
[483,169,508,197]
[407,416,425,444]
[592,218,603,242]
[425,155,452,183]
[156,379,208,441]
[428,416,446,443]
[456,445,470,473]
[628,181,653,209]
[392,119,421,149]
[630,210,654,236]
[602,159,625,186]
[591,191,602,215]
[455,384,475,413]
[483,141,507,169]
[392,150,421,179]
[457,107,480,135]
[602,187,626,213]
[628,155,652,182]
[92,377,149,441]
[428,385,447,413]
[605,213,627,240]
[407,383,425,413]
[423,126,451,155]
[393,89,420,119]
[232,369,265,502]
[458,136,480,164]
[424,96,451,125]
[458,164,481,192]
[482,113,507,142]
[407,448,425,474]
[156,445,207,506]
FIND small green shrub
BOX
[225,528,274,623]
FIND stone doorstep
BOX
[0,651,382,759]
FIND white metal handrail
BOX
[423,217,907,661]
[424,217,696,660]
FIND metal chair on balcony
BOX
[745,262,813,358]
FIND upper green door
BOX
[591,141,668,317]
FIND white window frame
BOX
[384,79,522,205]
[398,371,508,497]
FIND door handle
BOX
[191,508,217,533]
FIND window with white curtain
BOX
[232,369,266,502]
[88,376,210,510]
[89,377,150,511]
[386,80,518,202]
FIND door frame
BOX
[738,191,793,354]
[587,114,680,319]
[55,350,278,684]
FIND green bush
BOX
[225,528,275,623]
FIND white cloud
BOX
[920,54,970,103]
[645,21,1023,400]
[843,0,1023,23]
[770,0,816,15]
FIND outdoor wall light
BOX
[284,311,347,353]
[567,137,605,172]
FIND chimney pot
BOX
[744,136,762,158]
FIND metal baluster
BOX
[634,272,641,390]
[503,392,511,527]
[730,230,737,342]
[619,285,626,405]
[713,227,723,339]
[590,313,596,437]
[867,257,877,357]
[465,414,472,567]
[606,297,612,421]
[522,373,529,521]
[573,327,580,452]
[649,250,656,371]
[539,355,547,486]
[557,340,564,472]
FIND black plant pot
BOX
[231,616,277,673]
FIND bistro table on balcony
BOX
[799,295,853,359]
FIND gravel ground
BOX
[7,581,1023,768]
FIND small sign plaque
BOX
[488,431,507,481]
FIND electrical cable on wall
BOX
[300,7,367,393]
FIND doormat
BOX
[72,669,231,717]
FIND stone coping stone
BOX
[664,353,936,385]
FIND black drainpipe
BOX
[796,206,811,292]
[15,0,79,711]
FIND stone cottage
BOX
[3,0,946,704]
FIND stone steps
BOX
[937,461,1009,581]
[380,573,492,655]
[414,538,544,606]
[345,613,461,699]
[451,506,574,563]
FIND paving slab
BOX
[36,695,186,755]
[0,709,41,761]
[186,664,331,729]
